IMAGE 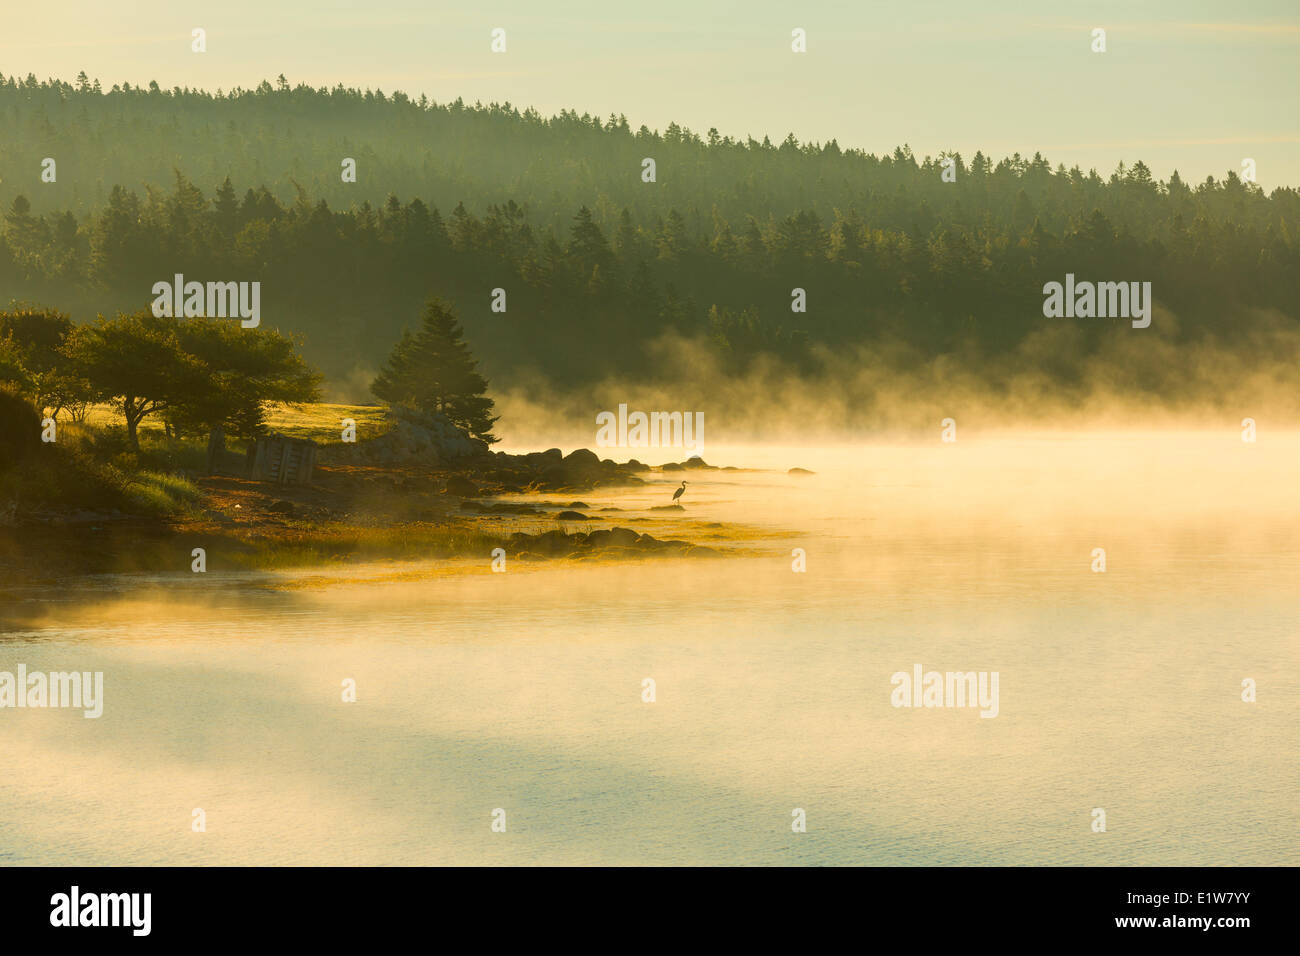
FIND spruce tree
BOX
[371,299,499,443]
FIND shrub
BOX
[0,384,41,466]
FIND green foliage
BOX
[0,304,72,370]
[0,72,1297,395]
[118,469,202,517]
[0,335,31,391]
[372,299,498,442]
[63,311,321,449]
[0,305,94,415]
[167,318,322,440]
[0,382,41,464]
[0,417,126,513]
[62,311,205,449]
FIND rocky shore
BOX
[3,403,740,581]
[343,404,728,495]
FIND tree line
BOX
[0,297,498,452]
[0,72,1297,394]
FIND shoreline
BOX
[0,448,761,591]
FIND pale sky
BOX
[3,0,1298,187]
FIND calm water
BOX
[1,433,1297,865]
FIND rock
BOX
[682,456,714,470]
[651,503,685,511]
[788,467,815,475]
[443,476,479,497]
[563,448,601,469]
[567,502,589,509]
[661,462,684,472]
[268,500,295,516]
[559,449,604,485]
[556,510,589,520]
[606,527,639,548]
[532,529,573,554]
[355,405,489,465]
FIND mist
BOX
[470,306,1300,455]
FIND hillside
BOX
[1,72,1298,404]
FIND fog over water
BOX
[1,433,1296,864]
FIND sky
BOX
[3,0,1298,187]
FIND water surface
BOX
[2,433,1296,865]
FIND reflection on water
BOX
[1,433,1297,865]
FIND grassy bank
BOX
[1,400,737,587]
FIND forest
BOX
[1,71,1297,397]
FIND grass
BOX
[83,400,389,445]
[262,401,389,444]
[221,520,512,569]
[5,400,393,520]
[120,469,204,517]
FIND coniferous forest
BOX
[1,71,1298,398]
[3,2,1300,887]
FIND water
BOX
[2,433,1296,865]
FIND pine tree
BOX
[214,176,239,237]
[371,299,498,442]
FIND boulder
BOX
[532,529,573,554]
[563,448,601,468]
[560,449,603,482]
[356,406,490,465]
[556,510,589,520]
[444,476,480,497]
[536,466,568,489]
[684,545,720,557]
[606,527,639,548]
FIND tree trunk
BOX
[205,427,226,475]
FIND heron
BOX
[672,480,688,503]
